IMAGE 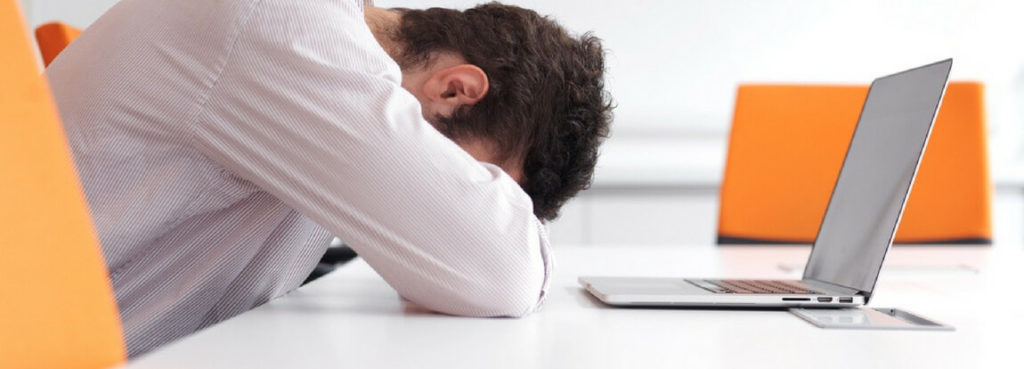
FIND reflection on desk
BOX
[121,245,1023,369]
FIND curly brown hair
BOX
[395,2,613,221]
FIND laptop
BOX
[579,59,952,308]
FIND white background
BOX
[18,0,1024,245]
[21,0,1024,158]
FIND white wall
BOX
[22,0,1024,160]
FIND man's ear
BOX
[423,64,489,117]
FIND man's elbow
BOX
[480,276,546,318]
[418,267,547,318]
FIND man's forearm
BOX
[189,0,550,316]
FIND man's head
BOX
[369,2,612,221]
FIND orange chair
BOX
[718,82,991,245]
[0,1,126,368]
[35,21,81,66]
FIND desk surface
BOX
[121,245,1023,369]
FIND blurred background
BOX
[21,0,1024,246]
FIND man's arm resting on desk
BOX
[189,0,549,317]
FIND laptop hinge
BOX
[804,279,864,297]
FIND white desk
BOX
[121,245,1024,369]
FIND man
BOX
[47,0,611,356]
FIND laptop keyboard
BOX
[687,279,824,295]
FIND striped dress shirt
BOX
[46,0,551,357]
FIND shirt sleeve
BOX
[189,0,552,317]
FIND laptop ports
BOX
[817,297,833,303]
[839,297,854,303]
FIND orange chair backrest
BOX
[718,82,991,244]
[0,1,126,368]
[35,21,82,66]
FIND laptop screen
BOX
[803,60,951,296]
